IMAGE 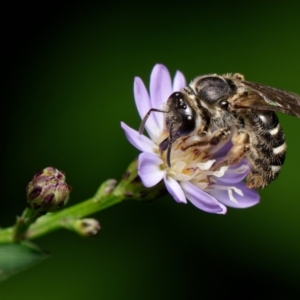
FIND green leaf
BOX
[0,242,49,282]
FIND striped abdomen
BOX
[245,111,286,189]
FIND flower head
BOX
[72,218,101,237]
[27,167,71,213]
[121,64,259,214]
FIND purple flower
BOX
[121,64,260,214]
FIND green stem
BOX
[27,191,124,240]
[13,207,41,242]
[0,228,14,244]
[0,181,125,244]
[0,159,165,244]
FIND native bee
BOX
[140,73,300,189]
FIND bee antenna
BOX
[166,142,172,167]
[166,123,175,167]
[139,108,168,135]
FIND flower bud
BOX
[26,167,71,213]
[72,218,101,237]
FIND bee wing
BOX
[236,80,300,117]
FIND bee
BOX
[140,73,300,189]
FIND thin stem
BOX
[0,159,165,244]
[13,207,41,242]
[27,192,123,240]
[0,228,14,244]
[0,180,125,244]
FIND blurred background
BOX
[1,1,300,299]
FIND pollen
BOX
[193,149,207,160]
[181,168,196,176]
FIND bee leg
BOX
[181,129,229,152]
[181,140,211,151]
[211,130,251,170]
[209,128,231,146]
[246,171,267,189]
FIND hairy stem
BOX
[0,159,165,244]
[0,180,124,244]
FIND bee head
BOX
[165,92,196,136]
[139,91,198,167]
[159,92,198,166]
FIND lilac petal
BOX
[138,152,164,187]
[150,64,172,130]
[210,140,232,160]
[173,70,186,91]
[121,122,155,153]
[208,182,260,208]
[164,175,187,204]
[134,76,151,119]
[180,181,227,214]
[215,161,250,184]
[134,77,157,139]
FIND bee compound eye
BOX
[178,115,195,136]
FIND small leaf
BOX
[0,242,49,282]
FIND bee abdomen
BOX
[245,111,286,189]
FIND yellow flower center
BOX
[156,132,228,190]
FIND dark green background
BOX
[2,1,300,299]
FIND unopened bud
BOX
[73,218,101,237]
[26,167,71,213]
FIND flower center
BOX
[157,133,225,189]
